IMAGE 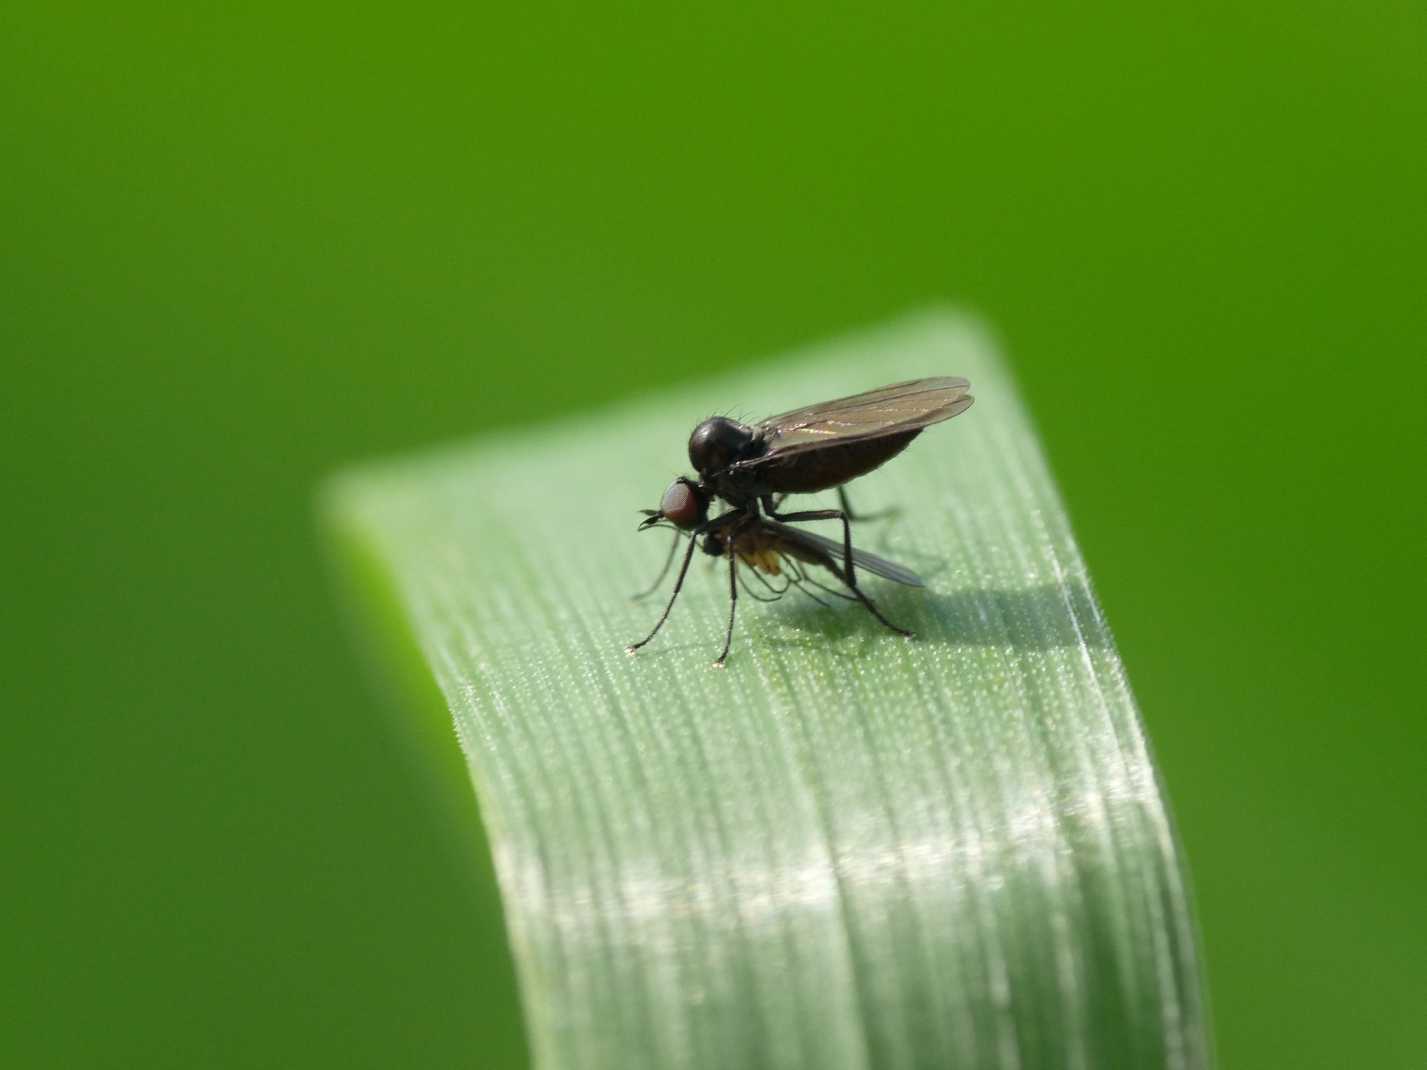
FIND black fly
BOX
[627,377,973,664]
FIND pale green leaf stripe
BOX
[324,310,1210,1070]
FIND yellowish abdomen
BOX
[739,548,782,575]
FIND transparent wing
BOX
[764,520,925,587]
[749,377,972,460]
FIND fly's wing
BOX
[745,377,972,462]
[763,519,925,587]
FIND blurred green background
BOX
[4,3,1423,1067]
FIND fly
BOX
[633,511,926,665]
[627,377,973,664]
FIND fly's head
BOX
[639,477,710,532]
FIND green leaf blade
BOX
[324,310,1210,1070]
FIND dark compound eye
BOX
[660,480,702,529]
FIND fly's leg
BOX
[766,507,856,588]
[740,562,790,602]
[844,579,914,638]
[838,486,897,522]
[627,509,745,656]
[631,528,681,601]
[792,568,858,603]
[782,557,838,610]
[626,533,699,653]
[767,490,892,523]
[715,552,738,667]
[781,544,913,636]
[804,546,914,638]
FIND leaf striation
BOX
[325,310,1210,1070]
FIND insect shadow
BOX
[770,579,1110,653]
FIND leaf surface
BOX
[324,310,1210,1070]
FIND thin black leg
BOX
[715,552,738,666]
[795,547,914,638]
[631,528,682,601]
[626,531,700,654]
[843,582,914,637]
[767,507,855,587]
[796,570,859,603]
[837,486,897,522]
[785,563,838,610]
[740,563,790,602]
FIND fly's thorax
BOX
[707,465,771,510]
[688,417,763,477]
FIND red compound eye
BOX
[660,481,701,529]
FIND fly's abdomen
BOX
[755,430,921,494]
[738,547,783,575]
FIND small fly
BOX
[628,376,973,664]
